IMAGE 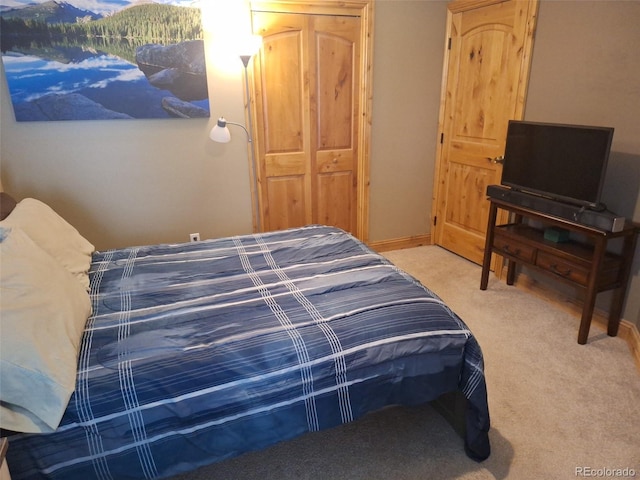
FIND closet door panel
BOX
[317,171,353,231]
[252,3,372,240]
[253,12,312,232]
[315,32,354,149]
[265,176,307,231]
[261,29,305,153]
[312,15,360,234]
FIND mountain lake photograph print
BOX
[0,0,210,121]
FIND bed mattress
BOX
[7,225,490,479]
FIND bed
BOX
[0,195,490,480]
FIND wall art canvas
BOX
[0,0,210,121]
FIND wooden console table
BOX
[480,197,639,344]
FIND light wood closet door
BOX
[432,0,538,265]
[251,11,361,236]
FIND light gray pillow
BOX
[0,198,94,290]
[0,226,92,433]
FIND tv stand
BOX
[480,195,639,344]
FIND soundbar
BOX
[486,185,626,232]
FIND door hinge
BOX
[448,37,452,50]
[433,216,437,226]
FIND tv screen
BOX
[501,120,614,209]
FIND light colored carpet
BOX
[171,246,640,480]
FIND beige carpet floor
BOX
[171,246,640,480]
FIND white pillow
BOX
[0,226,92,433]
[0,198,94,290]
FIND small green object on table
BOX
[544,227,570,243]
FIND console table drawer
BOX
[493,234,536,263]
[536,251,589,285]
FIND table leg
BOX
[480,202,498,290]
[577,237,606,344]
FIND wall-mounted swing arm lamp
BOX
[209,115,260,232]
[209,117,251,144]
[209,35,262,231]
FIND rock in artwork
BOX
[0,1,210,121]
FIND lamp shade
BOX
[209,117,231,143]
[238,35,263,59]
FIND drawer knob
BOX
[550,264,572,277]
[503,245,521,256]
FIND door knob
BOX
[487,155,505,164]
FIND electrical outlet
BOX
[189,232,200,242]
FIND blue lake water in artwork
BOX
[2,51,210,121]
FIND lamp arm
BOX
[225,121,252,143]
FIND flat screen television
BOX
[501,120,614,209]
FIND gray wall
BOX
[1,1,638,327]
[523,1,640,328]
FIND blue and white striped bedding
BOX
[7,225,490,479]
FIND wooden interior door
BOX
[252,12,311,232]
[250,4,371,239]
[432,0,538,265]
[313,15,360,234]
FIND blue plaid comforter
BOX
[7,226,490,479]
